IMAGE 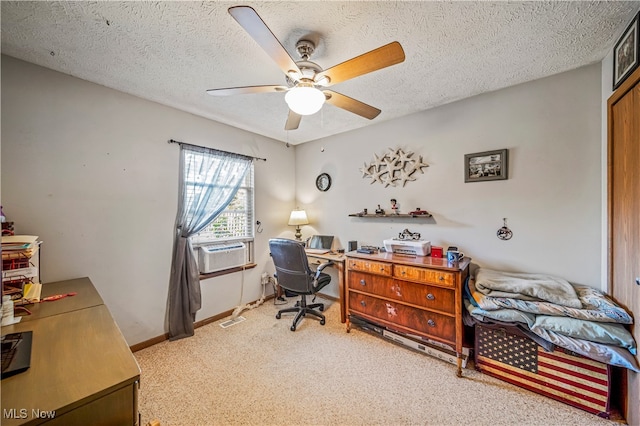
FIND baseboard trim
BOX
[130,294,275,353]
[317,292,339,302]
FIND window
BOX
[192,165,254,243]
[189,160,255,268]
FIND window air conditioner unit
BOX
[198,242,246,274]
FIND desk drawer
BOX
[349,293,455,342]
[347,258,392,276]
[393,265,454,287]
[349,272,455,314]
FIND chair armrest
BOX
[315,261,334,274]
[312,261,334,287]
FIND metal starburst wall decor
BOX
[360,148,429,187]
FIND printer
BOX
[383,239,431,256]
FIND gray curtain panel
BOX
[168,145,252,340]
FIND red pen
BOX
[41,292,77,302]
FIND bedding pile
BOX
[465,268,639,372]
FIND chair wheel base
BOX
[276,295,326,331]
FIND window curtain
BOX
[168,145,252,340]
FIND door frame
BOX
[607,64,640,424]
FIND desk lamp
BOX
[288,209,309,241]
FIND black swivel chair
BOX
[269,238,333,331]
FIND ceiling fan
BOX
[206,6,406,130]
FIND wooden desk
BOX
[1,278,140,425]
[305,251,346,323]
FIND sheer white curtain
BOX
[168,145,252,340]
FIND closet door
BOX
[608,66,640,425]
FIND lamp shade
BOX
[285,85,325,116]
[288,209,309,226]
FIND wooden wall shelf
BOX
[348,213,432,219]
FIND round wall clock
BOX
[315,173,332,192]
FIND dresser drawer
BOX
[349,272,455,314]
[393,279,455,313]
[347,258,392,276]
[393,265,454,287]
[349,293,455,342]
[348,271,393,295]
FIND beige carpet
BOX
[134,297,617,426]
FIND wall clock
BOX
[316,173,332,192]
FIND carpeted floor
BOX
[134,296,618,426]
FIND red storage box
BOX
[431,246,443,258]
[475,324,612,418]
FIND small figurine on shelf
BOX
[375,204,385,215]
[390,199,399,215]
[409,208,430,216]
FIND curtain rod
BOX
[168,139,267,161]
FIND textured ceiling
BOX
[2,1,638,145]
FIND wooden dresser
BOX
[345,252,471,376]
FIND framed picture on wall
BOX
[613,12,639,90]
[465,149,508,183]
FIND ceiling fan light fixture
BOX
[285,85,325,115]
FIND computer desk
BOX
[305,250,347,323]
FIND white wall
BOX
[1,56,296,345]
[296,64,603,291]
[0,56,606,345]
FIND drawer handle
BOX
[380,267,386,272]
[426,293,435,300]
[439,276,445,281]
[360,300,366,307]
[360,279,366,286]
[427,319,436,327]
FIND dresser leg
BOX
[346,318,351,333]
[456,358,463,377]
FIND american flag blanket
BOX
[475,324,611,417]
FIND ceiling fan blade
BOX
[285,110,302,130]
[316,41,405,86]
[206,85,287,96]
[324,90,381,120]
[228,6,301,79]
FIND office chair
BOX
[269,238,332,331]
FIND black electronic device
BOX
[308,235,334,250]
[348,241,357,252]
[1,331,32,379]
[357,248,375,254]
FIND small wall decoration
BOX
[464,149,508,183]
[613,12,639,90]
[497,218,513,240]
[360,148,429,187]
[315,173,331,192]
